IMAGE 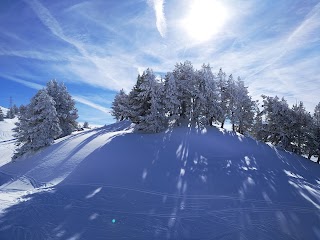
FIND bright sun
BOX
[182,0,229,42]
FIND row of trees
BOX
[111,61,320,162]
[252,96,320,160]
[112,61,255,133]
[13,80,78,158]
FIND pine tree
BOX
[19,104,27,115]
[13,89,62,158]
[127,70,153,124]
[196,64,220,126]
[233,78,255,134]
[0,108,4,121]
[226,74,237,131]
[6,107,15,119]
[138,77,167,133]
[163,72,180,125]
[217,68,228,128]
[261,95,293,150]
[291,102,311,154]
[83,121,89,128]
[172,61,195,121]
[311,103,320,163]
[12,104,19,115]
[46,80,78,138]
[250,104,267,141]
[111,89,130,121]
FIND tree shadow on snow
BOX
[0,124,320,239]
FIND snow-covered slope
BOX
[0,121,319,239]
[0,106,18,166]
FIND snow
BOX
[0,114,18,166]
[0,120,319,239]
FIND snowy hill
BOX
[0,106,18,166]
[0,121,319,239]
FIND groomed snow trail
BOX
[0,121,319,239]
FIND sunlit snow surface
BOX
[0,120,319,239]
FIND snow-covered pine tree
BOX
[12,104,19,115]
[172,61,195,121]
[137,73,167,133]
[111,89,130,121]
[226,74,237,131]
[46,80,78,138]
[233,77,255,134]
[13,89,62,159]
[19,104,27,115]
[291,102,312,154]
[126,72,152,124]
[0,108,4,121]
[250,104,267,140]
[163,72,180,125]
[309,102,320,163]
[217,68,228,128]
[83,121,89,128]
[261,95,293,150]
[6,107,15,119]
[196,64,220,126]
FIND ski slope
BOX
[0,121,319,239]
[0,106,18,166]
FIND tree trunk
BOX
[209,117,213,126]
[317,155,320,164]
[221,120,225,128]
[307,152,312,160]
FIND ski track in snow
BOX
[0,121,319,239]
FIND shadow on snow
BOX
[0,122,320,239]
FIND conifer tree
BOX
[138,76,167,132]
[126,73,151,124]
[197,64,220,126]
[83,121,89,128]
[111,89,129,121]
[46,80,78,138]
[0,108,4,121]
[13,89,62,158]
[217,68,228,128]
[172,61,195,120]
[163,72,180,124]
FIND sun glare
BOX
[183,0,229,42]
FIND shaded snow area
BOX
[0,115,18,166]
[0,121,319,239]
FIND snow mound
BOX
[0,121,319,239]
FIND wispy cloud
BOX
[3,75,43,90]
[73,95,111,114]
[1,0,319,123]
[151,0,167,38]
[3,75,112,115]
[23,0,136,91]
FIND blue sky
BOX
[1,0,319,125]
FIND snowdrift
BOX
[0,121,319,239]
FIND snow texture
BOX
[0,108,18,166]
[0,121,319,239]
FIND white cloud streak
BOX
[151,0,167,38]
[3,75,43,90]
[2,75,111,115]
[73,95,111,114]
[23,0,134,91]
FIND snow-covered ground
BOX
[0,106,18,166]
[0,121,319,239]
